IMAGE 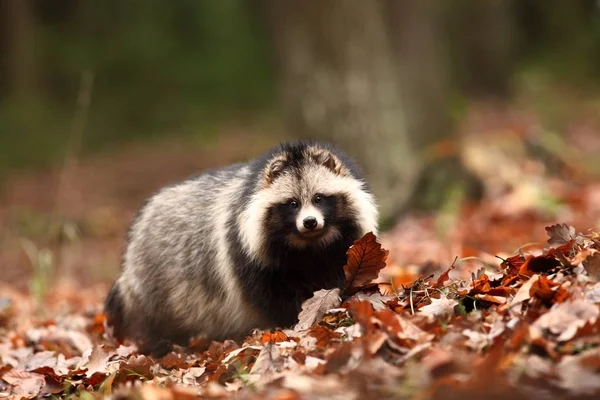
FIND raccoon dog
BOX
[105,141,378,354]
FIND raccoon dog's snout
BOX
[303,217,317,230]
[295,205,324,235]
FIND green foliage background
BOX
[3,0,600,174]
[0,0,273,172]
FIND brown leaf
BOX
[583,253,600,282]
[294,289,341,331]
[530,275,569,306]
[343,232,389,292]
[435,264,456,288]
[510,274,539,307]
[2,369,45,398]
[116,355,154,384]
[546,223,578,246]
[502,254,527,274]
[319,341,354,374]
[84,346,112,377]
[308,326,341,348]
[470,274,492,294]
[349,300,376,330]
[531,300,600,342]
[156,352,190,369]
[376,309,433,346]
[473,294,506,305]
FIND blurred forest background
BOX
[3,0,600,289]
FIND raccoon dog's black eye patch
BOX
[315,195,337,219]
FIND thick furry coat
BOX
[105,141,378,354]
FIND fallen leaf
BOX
[510,274,539,307]
[157,352,190,369]
[531,300,600,342]
[344,232,389,292]
[308,326,341,348]
[583,253,600,282]
[530,275,569,306]
[84,346,112,377]
[435,263,456,288]
[181,367,206,386]
[2,369,45,398]
[261,330,290,343]
[546,223,578,246]
[353,292,393,311]
[294,289,341,331]
[419,296,458,319]
[558,348,600,395]
[250,342,281,376]
[471,274,492,294]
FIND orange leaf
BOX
[502,254,527,275]
[435,264,456,288]
[260,330,289,344]
[529,275,568,306]
[471,274,492,294]
[349,300,376,330]
[343,232,389,292]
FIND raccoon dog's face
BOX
[240,143,379,263]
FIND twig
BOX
[51,70,94,272]
[409,283,415,315]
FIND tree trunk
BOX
[265,1,412,220]
[264,0,455,221]
[445,0,516,98]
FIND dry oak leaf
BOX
[2,369,45,398]
[250,342,282,376]
[344,232,389,292]
[583,253,600,282]
[530,300,600,342]
[294,289,342,331]
[546,223,578,246]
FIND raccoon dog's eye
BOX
[289,200,299,208]
[313,194,323,204]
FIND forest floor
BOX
[3,103,600,399]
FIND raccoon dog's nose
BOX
[303,217,318,230]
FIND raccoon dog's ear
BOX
[322,154,338,173]
[317,152,344,176]
[266,158,287,184]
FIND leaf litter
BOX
[4,221,600,398]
